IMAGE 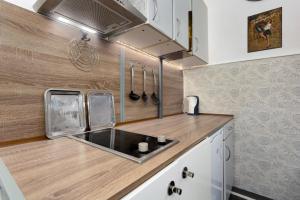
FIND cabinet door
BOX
[223,121,234,200]
[211,130,224,200]
[173,0,190,49]
[121,160,181,200]
[148,0,173,38]
[192,0,208,62]
[178,138,211,200]
[128,0,147,17]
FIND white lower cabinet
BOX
[210,130,224,200]
[122,121,234,200]
[121,159,181,200]
[223,121,234,200]
[122,138,211,200]
[178,138,211,200]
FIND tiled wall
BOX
[184,54,300,200]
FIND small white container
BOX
[138,142,149,152]
[157,135,166,143]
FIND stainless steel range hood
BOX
[33,0,146,37]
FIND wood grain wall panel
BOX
[123,47,160,121]
[0,1,183,142]
[163,65,183,116]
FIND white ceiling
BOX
[4,0,38,11]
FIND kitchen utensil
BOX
[129,64,140,101]
[142,67,148,102]
[87,90,116,131]
[44,89,87,139]
[151,69,159,105]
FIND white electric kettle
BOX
[183,96,200,115]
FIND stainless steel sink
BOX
[0,160,25,200]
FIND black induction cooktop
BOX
[71,129,178,163]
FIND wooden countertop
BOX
[0,114,233,200]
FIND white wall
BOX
[204,0,300,65]
[184,54,300,200]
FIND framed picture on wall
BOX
[248,7,282,53]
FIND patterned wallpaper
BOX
[183,54,300,200]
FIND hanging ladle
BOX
[151,69,160,105]
[129,64,140,101]
[142,67,148,102]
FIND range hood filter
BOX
[34,0,146,38]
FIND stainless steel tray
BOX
[44,89,87,139]
[87,90,116,131]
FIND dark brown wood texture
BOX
[0,1,183,142]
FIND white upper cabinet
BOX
[173,0,190,49]
[113,0,209,62]
[128,0,147,17]
[192,0,209,62]
[147,0,173,39]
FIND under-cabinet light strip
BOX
[57,16,97,34]
[116,40,182,70]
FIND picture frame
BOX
[248,7,282,53]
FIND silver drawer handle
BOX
[194,37,199,52]
[176,18,181,37]
[225,145,231,161]
[182,167,194,179]
[152,0,158,21]
[168,181,182,196]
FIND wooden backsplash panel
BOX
[0,1,183,142]
[163,66,183,116]
[123,47,183,121]
[124,47,160,121]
